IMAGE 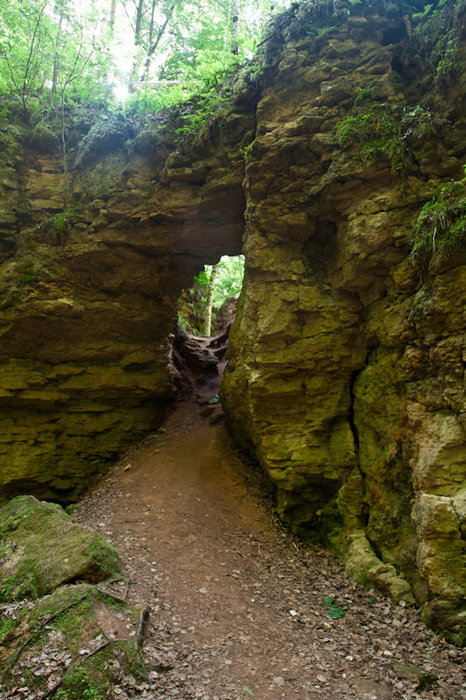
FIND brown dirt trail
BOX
[75,402,466,700]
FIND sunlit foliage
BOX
[0,0,292,122]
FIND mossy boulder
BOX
[0,496,147,698]
[0,583,146,699]
[344,533,415,604]
[0,496,120,601]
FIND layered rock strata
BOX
[221,5,466,643]
[0,1,465,643]
[0,97,252,501]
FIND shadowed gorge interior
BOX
[1,0,466,648]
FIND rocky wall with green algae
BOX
[1,0,466,645]
[0,86,254,503]
[0,495,120,598]
[221,3,466,644]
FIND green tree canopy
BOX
[179,256,244,336]
[0,0,291,122]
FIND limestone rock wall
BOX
[0,98,254,502]
[221,7,466,643]
[0,1,465,644]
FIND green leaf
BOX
[323,595,345,619]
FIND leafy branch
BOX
[337,103,436,177]
[411,173,466,270]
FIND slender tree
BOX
[109,0,118,35]
[204,263,218,336]
[60,23,96,205]
[130,0,145,83]
[51,0,66,109]
[231,0,239,55]
[142,3,176,82]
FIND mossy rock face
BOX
[0,583,146,699]
[0,496,120,602]
[221,1,466,647]
[0,496,145,698]
[1,0,466,650]
[0,64,247,503]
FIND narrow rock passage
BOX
[75,402,465,700]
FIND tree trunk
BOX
[230,0,239,55]
[109,0,117,35]
[134,0,144,41]
[51,6,66,109]
[148,0,156,47]
[130,0,145,84]
[141,3,175,82]
[203,264,218,336]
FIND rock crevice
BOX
[0,1,465,643]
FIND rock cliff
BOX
[222,2,466,644]
[0,0,465,643]
[0,95,252,502]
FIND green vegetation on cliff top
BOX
[412,175,466,269]
[0,0,462,131]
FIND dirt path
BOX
[75,402,466,700]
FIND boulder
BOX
[0,495,120,601]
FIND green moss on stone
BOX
[1,583,146,698]
[55,665,108,700]
[0,496,120,602]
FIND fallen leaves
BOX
[65,403,466,700]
